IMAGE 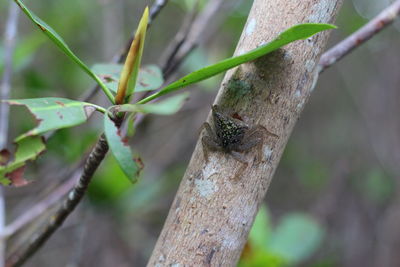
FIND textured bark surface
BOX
[148,0,343,266]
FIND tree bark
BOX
[148,0,343,266]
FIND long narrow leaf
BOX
[14,0,115,103]
[118,92,189,115]
[138,23,336,104]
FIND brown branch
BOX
[160,0,200,75]
[4,0,172,242]
[1,3,171,261]
[1,168,81,238]
[146,0,343,265]
[5,134,109,267]
[149,0,169,26]
[161,0,226,79]
[318,0,400,73]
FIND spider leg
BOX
[230,151,248,181]
[230,150,248,164]
[199,122,216,138]
[201,135,221,163]
[235,124,277,163]
[235,136,263,163]
[246,125,278,139]
[253,125,278,162]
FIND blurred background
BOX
[0,0,399,266]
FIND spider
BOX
[201,105,278,166]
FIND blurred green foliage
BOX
[46,128,98,163]
[89,155,133,204]
[359,167,394,205]
[240,206,325,267]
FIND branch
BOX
[161,0,226,78]
[318,0,400,73]
[1,2,171,262]
[0,3,20,267]
[6,134,109,267]
[149,0,169,26]
[1,168,81,238]
[159,0,200,75]
[146,0,343,265]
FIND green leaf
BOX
[249,205,272,249]
[14,0,115,103]
[118,92,189,115]
[92,64,164,94]
[238,249,287,267]
[104,115,143,183]
[4,97,101,142]
[135,65,164,92]
[89,156,133,203]
[138,23,336,104]
[267,213,324,264]
[0,136,46,186]
[92,63,122,82]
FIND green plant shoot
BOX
[115,7,149,104]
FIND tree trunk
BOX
[148,0,343,266]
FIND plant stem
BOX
[6,134,109,267]
[318,0,400,73]
[89,103,108,114]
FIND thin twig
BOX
[162,0,226,78]
[1,2,171,262]
[149,0,169,26]
[160,0,200,74]
[0,3,20,267]
[6,0,172,231]
[6,135,109,267]
[132,0,227,125]
[318,0,400,73]
[133,0,227,111]
[1,169,81,238]
[80,0,170,102]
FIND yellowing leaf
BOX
[0,136,46,186]
[115,7,149,104]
